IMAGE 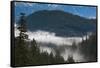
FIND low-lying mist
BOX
[15,24,92,62]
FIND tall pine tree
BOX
[14,13,29,66]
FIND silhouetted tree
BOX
[72,42,77,51]
[67,55,75,63]
[14,13,29,66]
[79,33,97,62]
[17,13,28,40]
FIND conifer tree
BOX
[67,55,75,63]
[14,13,29,66]
[17,13,28,40]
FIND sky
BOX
[14,2,97,22]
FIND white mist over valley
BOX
[15,24,92,62]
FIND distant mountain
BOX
[24,10,96,37]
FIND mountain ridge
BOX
[22,10,96,37]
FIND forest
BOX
[12,13,97,67]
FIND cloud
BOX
[48,4,59,8]
[15,2,36,7]
[15,27,90,46]
[24,3,37,7]
[27,30,84,46]
[71,6,85,16]
[88,16,96,19]
[72,7,79,15]
[14,23,20,37]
